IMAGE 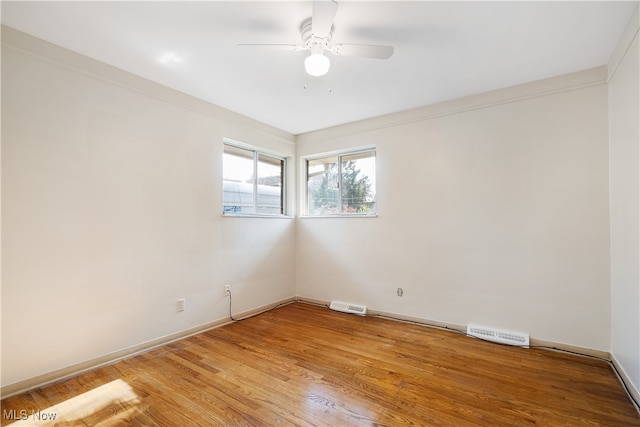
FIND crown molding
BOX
[608,3,639,82]
[296,66,608,145]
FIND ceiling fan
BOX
[237,0,394,78]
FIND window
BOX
[306,149,376,216]
[223,142,286,216]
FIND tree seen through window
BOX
[307,150,376,215]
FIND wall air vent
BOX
[329,300,367,315]
[467,324,530,347]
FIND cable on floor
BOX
[227,292,307,322]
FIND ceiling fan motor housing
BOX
[300,17,332,50]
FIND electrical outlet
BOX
[177,298,186,312]
[224,285,231,296]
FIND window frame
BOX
[222,140,288,218]
[303,147,377,218]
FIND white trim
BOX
[608,4,640,82]
[612,353,640,413]
[303,145,377,162]
[299,214,377,219]
[222,213,293,219]
[223,137,288,160]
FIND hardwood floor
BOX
[2,302,639,426]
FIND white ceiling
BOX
[1,1,636,135]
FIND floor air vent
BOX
[329,301,367,315]
[467,324,529,347]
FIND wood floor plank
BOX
[2,302,639,426]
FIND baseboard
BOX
[296,297,611,359]
[367,307,468,334]
[294,296,330,308]
[612,354,640,413]
[0,297,296,399]
[230,297,296,321]
[526,338,610,360]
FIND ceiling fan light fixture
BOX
[305,53,330,77]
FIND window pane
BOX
[307,156,339,215]
[223,145,255,214]
[257,153,284,214]
[223,143,286,216]
[341,152,376,214]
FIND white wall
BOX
[296,68,612,351]
[2,12,636,395]
[609,5,640,399]
[1,27,296,389]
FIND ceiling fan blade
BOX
[331,44,394,59]
[236,43,306,52]
[312,0,338,38]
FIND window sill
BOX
[299,214,378,219]
[222,213,293,219]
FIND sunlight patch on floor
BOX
[7,379,142,426]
